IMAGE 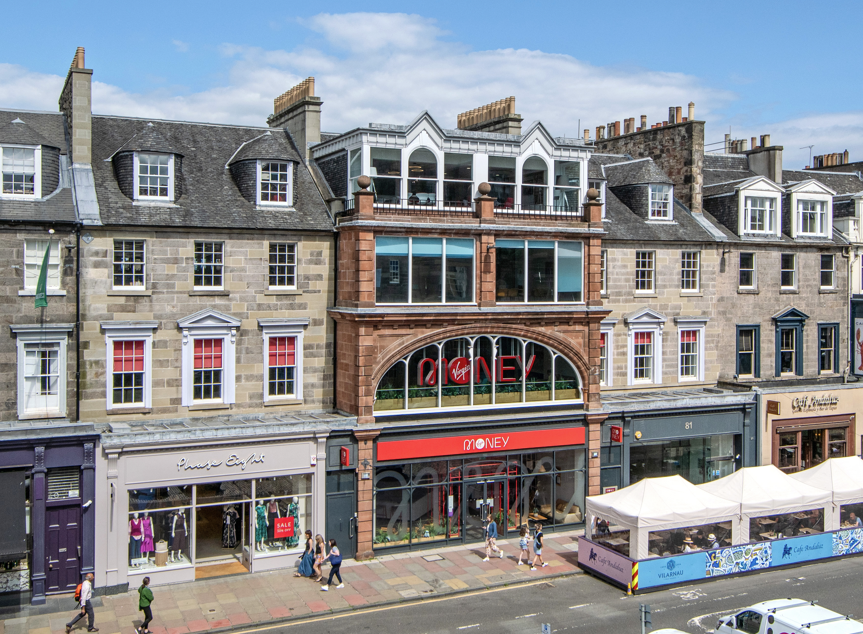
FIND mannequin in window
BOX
[255,501,268,551]
[287,497,300,548]
[140,511,155,563]
[129,512,143,567]
[171,510,187,562]
[267,497,280,547]
[222,505,239,549]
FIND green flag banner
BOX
[34,243,50,308]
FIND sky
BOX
[2,0,862,168]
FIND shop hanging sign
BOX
[274,516,295,538]
[377,427,585,461]
[791,394,840,414]
[176,452,265,472]
[855,318,863,373]
[610,426,622,443]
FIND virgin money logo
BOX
[449,357,470,384]
[463,435,510,452]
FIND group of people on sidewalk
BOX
[293,529,344,591]
[484,514,549,570]
[65,574,153,634]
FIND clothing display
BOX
[287,502,300,547]
[267,500,278,541]
[129,535,142,561]
[255,504,267,542]
[129,517,143,562]
[141,517,154,554]
[172,512,187,554]
[223,506,240,548]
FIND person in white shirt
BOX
[66,573,98,633]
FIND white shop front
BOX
[96,431,331,590]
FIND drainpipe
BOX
[75,223,81,422]
[331,231,338,411]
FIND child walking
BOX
[531,523,548,570]
[320,538,344,591]
[517,525,530,565]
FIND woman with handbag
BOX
[320,538,343,591]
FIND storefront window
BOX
[130,486,191,512]
[749,509,823,542]
[775,426,848,473]
[629,435,739,485]
[128,508,192,571]
[253,475,312,558]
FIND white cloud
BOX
[172,40,190,53]
[0,11,859,170]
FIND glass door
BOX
[463,479,506,543]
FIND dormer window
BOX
[649,184,672,220]
[797,200,826,236]
[134,153,173,201]
[258,161,291,205]
[744,196,776,234]
[2,145,39,197]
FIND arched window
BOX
[374,335,582,412]
[407,148,437,206]
[521,157,548,210]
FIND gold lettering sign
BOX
[791,394,840,414]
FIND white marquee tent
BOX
[699,464,832,542]
[585,475,740,559]
[790,456,863,530]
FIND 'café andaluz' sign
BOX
[177,452,265,472]
[791,394,839,414]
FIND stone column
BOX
[30,446,47,605]
[354,175,374,217]
[354,428,381,560]
[585,413,609,496]
[81,442,96,578]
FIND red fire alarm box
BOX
[340,446,350,467]
[274,516,294,538]
[610,425,623,443]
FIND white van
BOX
[716,599,863,634]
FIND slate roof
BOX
[588,153,633,179]
[783,169,863,195]
[228,131,295,164]
[91,116,333,231]
[0,109,75,224]
[703,178,751,197]
[604,158,673,187]
[703,153,757,186]
[113,122,182,156]
[603,194,715,242]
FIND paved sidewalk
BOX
[1,530,583,634]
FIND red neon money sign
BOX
[417,355,536,387]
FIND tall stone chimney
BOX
[59,47,92,165]
[745,134,783,183]
[457,97,522,135]
[268,77,322,161]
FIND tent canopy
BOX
[699,464,830,517]
[790,456,863,506]
[586,475,739,531]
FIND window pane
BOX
[445,239,473,303]
[2,147,36,195]
[408,148,437,179]
[375,237,409,303]
[370,148,400,177]
[496,240,524,302]
[557,242,582,302]
[489,183,515,208]
[375,363,405,411]
[821,254,834,288]
[524,342,553,402]
[411,238,443,303]
[527,241,554,302]
[407,346,439,409]
[443,181,472,207]
[554,161,580,188]
[488,156,516,183]
[522,157,547,210]
[113,240,146,288]
[554,356,580,400]
[407,178,436,205]
[443,153,472,180]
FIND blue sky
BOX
[2,0,862,167]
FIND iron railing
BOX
[338,197,587,222]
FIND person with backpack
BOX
[66,572,97,633]
[531,523,548,570]
[320,538,344,591]
[136,576,154,634]
[482,513,503,561]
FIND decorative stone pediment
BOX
[624,307,667,325]
[177,308,241,345]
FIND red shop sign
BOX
[610,425,622,443]
[274,516,294,538]
[377,427,585,462]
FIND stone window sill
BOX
[263,289,303,296]
[634,292,658,298]
[263,398,304,407]
[19,289,66,296]
[680,291,703,297]
[108,290,152,296]
[189,290,230,296]
[819,288,838,294]
[19,411,65,420]
[780,289,799,294]
[737,288,759,294]
[188,402,231,411]
[107,407,152,415]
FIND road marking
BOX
[515,613,539,619]
[569,603,592,609]
[458,625,481,630]
[673,588,707,601]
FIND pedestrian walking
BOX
[517,525,530,565]
[136,576,154,634]
[320,538,344,591]
[483,513,502,561]
[531,523,548,570]
[294,530,314,578]
[313,534,326,582]
[65,572,98,633]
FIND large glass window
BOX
[375,237,475,304]
[349,148,361,193]
[798,200,826,236]
[128,486,192,570]
[253,475,312,558]
[521,157,548,210]
[744,196,775,234]
[443,153,472,207]
[113,240,146,289]
[2,146,36,195]
[630,435,738,484]
[496,240,583,303]
[370,147,401,203]
[407,148,437,205]
[552,161,580,212]
[488,156,516,208]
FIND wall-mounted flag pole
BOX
[34,243,50,308]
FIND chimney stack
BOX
[584,129,590,142]
[761,134,770,147]
[268,77,322,161]
[456,96,521,135]
[59,47,92,165]
[724,134,731,154]
[844,150,850,164]
[688,102,695,120]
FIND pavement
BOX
[0,530,584,634]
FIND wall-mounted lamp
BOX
[486,244,496,252]
[590,451,599,459]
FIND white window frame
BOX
[179,310,240,407]
[599,319,617,387]
[112,239,147,290]
[625,309,666,386]
[780,253,797,289]
[193,241,224,290]
[675,318,707,382]
[12,324,73,420]
[738,186,782,237]
[820,253,835,289]
[739,252,756,290]
[133,152,174,202]
[796,199,827,237]
[268,242,297,290]
[649,184,673,220]
[680,251,700,292]
[635,250,655,293]
[20,239,64,295]
[257,160,292,206]
[259,318,308,403]
[600,249,608,295]
[1,144,41,198]
[102,321,158,410]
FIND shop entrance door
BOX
[45,505,81,593]
[463,479,506,543]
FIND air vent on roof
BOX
[47,467,81,501]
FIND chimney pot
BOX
[640,115,647,128]
[669,107,676,124]
[741,140,748,151]
[614,121,621,136]
[584,129,590,142]
[675,106,683,123]
[751,137,757,149]
[844,150,850,164]
[688,102,695,120]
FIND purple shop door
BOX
[45,506,81,593]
